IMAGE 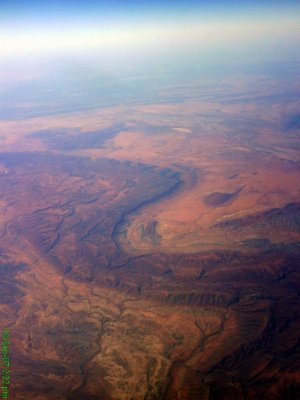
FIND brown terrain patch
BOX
[0,76,300,399]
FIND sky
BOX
[0,0,299,88]
[0,1,299,59]
[0,0,299,117]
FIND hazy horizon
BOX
[1,1,300,62]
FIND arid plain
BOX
[0,71,300,399]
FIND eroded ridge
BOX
[0,150,299,399]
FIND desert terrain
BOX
[0,70,300,399]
